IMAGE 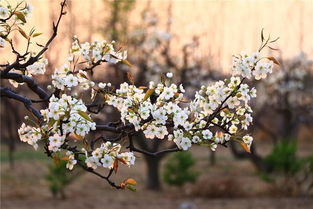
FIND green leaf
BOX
[48,119,57,128]
[77,110,93,122]
[32,32,42,37]
[126,185,137,192]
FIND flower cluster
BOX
[18,123,42,150]
[41,94,96,137]
[70,38,127,65]
[26,58,48,75]
[18,94,97,153]
[84,142,135,170]
[51,64,92,90]
[48,133,65,152]
[105,71,259,151]
[65,151,77,170]
[232,51,273,80]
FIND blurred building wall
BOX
[2,0,313,72]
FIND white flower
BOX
[227,97,240,109]
[85,156,99,169]
[18,123,41,150]
[155,126,168,139]
[98,82,107,89]
[48,133,65,152]
[229,125,238,134]
[65,74,78,87]
[210,143,217,151]
[143,124,158,139]
[180,137,192,150]
[66,151,77,170]
[243,135,253,149]
[26,59,48,75]
[192,136,201,143]
[0,7,9,19]
[202,130,213,140]
[161,87,175,100]
[118,152,136,166]
[166,72,173,78]
[101,154,114,168]
[173,111,188,127]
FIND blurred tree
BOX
[45,160,83,199]
[163,151,199,186]
[102,0,136,42]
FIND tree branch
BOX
[0,87,43,120]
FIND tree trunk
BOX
[144,155,161,191]
[209,151,216,166]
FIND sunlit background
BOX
[1,0,313,209]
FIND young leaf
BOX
[48,119,57,128]
[143,88,155,101]
[79,72,88,79]
[113,159,119,173]
[14,11,27,23]
[69,133,83,140]
[18,27,29,39]
[32,32,42,37]
[77,110,93,122]
[240,142,251,153]
[125,178,137,186]
[61,156,69,161]
[126,185,137,192]
[267,56,280,65]
[122,59,132,67]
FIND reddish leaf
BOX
[113,159,119,173]
[125,178,137,186]
[240,142,251,153]
[267,56,280,65]
[17,27,28,39]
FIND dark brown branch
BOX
[0,87,43,120]
[127,135,180,157]
[0,72,49,100]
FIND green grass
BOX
[0,144,49,163]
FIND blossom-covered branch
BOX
[0,0,280,190]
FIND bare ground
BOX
[1,143,313,209]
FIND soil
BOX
[1,143,312,209]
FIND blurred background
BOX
[1,0,313,209]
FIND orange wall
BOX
[2,0,313,72]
